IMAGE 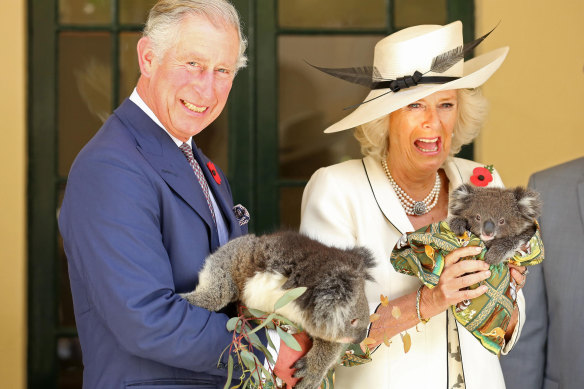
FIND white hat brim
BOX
[324,46,509,133]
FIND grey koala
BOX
[181,230,374,389]
[448,184,542,265]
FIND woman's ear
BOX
[137,37,155,78]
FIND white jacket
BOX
[300,156,524,389]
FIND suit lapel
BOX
[363,156,413,235]
[114,99,219,247]
[190,143,242,239]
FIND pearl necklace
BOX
[381,159,440,216]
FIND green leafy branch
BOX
[221,287,307,389]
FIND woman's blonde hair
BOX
[143,0,248,71]
[353,88,488,160]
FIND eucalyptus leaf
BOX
[265,328,276,351]
[226,317,239,332]
[259,363,276,385]
[252,338,275,366]
[276,326,302,351]
[401,332,412,353]
[271,313,302,329]
[240,349,258,371]
[274,287,307,311]
[247,313,275,335]
[223,354,234,389]
[250,368,262,386]
[245,326,264,348]
[258,345,275,366]
[246,307,268,318]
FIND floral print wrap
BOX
[390,221,544,355]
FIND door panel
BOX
[28,1,473,387]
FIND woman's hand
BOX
[368,245,490,347]
[508,263,527,291]
[504,263,528,340]
[420,245,491,319]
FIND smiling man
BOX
[58,1,263,388]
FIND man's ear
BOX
[137,37,156,78]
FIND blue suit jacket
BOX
[59,99,250,388]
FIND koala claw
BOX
[293,377,322,389]
[292,358,322,389]
[292,357,307,375]
[483,249,503,265]
[448,218,468,237]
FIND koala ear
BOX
[513,186,542,220]
[449,184,474,214]
[348,247,376,281]
[319,273,354,304]
[307,273,356,323]
[296,271,353,309]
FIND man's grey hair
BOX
[143,0,247,71]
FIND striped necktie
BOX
[179,143,216,225]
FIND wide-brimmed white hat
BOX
[316,21,508,133]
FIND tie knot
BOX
[179,143,194,160]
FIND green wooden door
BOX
[27,0,473,387]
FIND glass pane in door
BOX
[393,0,447,28]
[58,237,76,328]
[279,0,386,29]
[120,0,157,24]
[119,32,142,104]
[57,337,83,389]
[58,32,112,177]
[280,186,304,229]
[278,35,382,180]
[59,0,111,24]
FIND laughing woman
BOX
[300,21,527,388]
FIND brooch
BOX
[470,165,494,187]
[206,162,221,185]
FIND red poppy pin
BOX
[470,165,494,187]
[206,162,221,185]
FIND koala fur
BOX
[448,184,542,265]
[181,230,374,389]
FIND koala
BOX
[448,184,542,265]
[181,230,374,389]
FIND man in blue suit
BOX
[59,1,264,387]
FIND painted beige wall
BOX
[0,1,27,389]
[475,0,584,186]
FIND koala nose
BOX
[483,220,495,236]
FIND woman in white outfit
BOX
[300,21,527,389]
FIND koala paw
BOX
[449,218,468,237]
[292,357,323,389]
[484,248,504,265]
